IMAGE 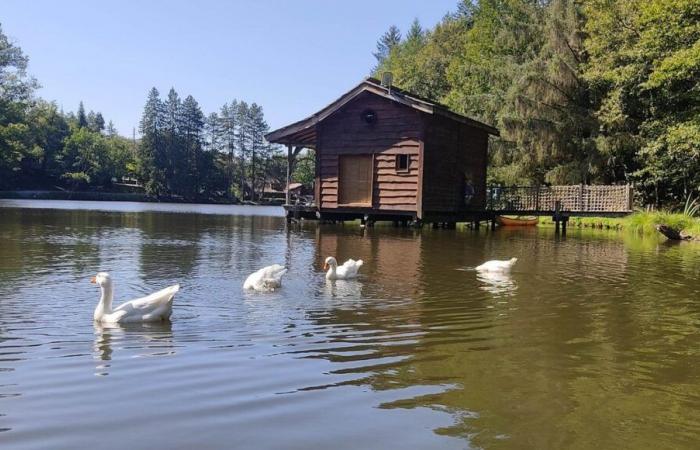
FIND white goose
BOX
[90,272,179,323]
[324,256,363,280]
[475,257,518,272]
[243,264,288,292]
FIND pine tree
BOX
[219,101,239,198]
[138,87,166,195]
[94,112,105,132]
[106,120,117,137]
[163,88,183,194]
[247,103,270,200]
[406,18,424,43]
[373,25,401,69]
[205,112,221,152]
[77,101,87,128]
[181,95,205,197]
[236,101,251,199]
[502,0,598,184]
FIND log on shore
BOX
[656,224,693,241]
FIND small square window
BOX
[396,154,410,172]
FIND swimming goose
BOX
[475,258,518,272]
[91,272,179,323]
[324,256,363,280]
[243,264,288,292]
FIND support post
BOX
[285,144,293,206]
[562,216,568,236]
[553,200,562,235]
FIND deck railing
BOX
[486,185,633,214]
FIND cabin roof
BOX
[265,77,499,147]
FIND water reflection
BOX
[322,279,364,299]
[93,321,175,376]
[2,201,700,449]
[475,270,517,296]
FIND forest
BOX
[373,0,699,206]
[0,23,304,202]
[1,0,698,206]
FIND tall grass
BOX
[624,210,696,235]
[537,197,700,237]
[682,196,699,217]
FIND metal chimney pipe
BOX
[381,72,393,91]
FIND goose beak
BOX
[323,263,328,270]
[90,276,96,284]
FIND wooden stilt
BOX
[285,144,293,206]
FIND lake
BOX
[1,199,699,449]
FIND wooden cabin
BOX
[265,77,499,223]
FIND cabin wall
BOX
[316,91,423,213]
[422,116,489,214]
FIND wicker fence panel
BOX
[487,185,633,213]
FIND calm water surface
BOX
[1,199,700,449]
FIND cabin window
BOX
[361,109,377,124]
[396,154,410,172]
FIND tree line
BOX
[137,87,285,200]
[0,23,291,202]
[0,22,134,192]
[373,0,700,207]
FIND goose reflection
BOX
[323,279,364,299]
[476,270,517,296]
[93,321,175,376]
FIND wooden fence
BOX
[486,185,634,214]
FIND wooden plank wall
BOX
[422,116,489,213]
[317,91,423,212]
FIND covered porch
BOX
[265,118,317,207]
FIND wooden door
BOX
[339,155,373,205]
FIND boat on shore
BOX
[496,215,539,227]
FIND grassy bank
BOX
[539,211,700,237]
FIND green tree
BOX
[138,87,167,196]
[219,100,239,198]
[76,101,87,128]
[25,100,70,177]
[373,25,402,69]
[181,95,205,197]
[59,127,111,188]
[584,0,700,205]
[236,101,251,199]
[292,149,316,188]
[501,0,598,184]
[87,111,105,132]
[0,22,38,186]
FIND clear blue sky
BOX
[3,0,458,136]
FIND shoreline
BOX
[537,213,700,240]
[0,190,284,206]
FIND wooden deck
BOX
[284,185,634,228]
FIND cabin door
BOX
[339,155,373,206]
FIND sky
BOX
[3,0,458,136]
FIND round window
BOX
[361,109,376,124]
